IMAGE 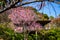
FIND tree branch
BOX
[0,0,54,13]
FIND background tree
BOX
[58,14,60,18]
[49,16,54,20]
[43,14,49,20]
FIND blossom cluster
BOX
[8,7,42,33]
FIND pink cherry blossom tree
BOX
[8,7,42,33]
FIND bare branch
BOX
[0,0,55,13]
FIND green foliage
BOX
[40,28,60,40]
[43,14,49,20]
[49,16,54,20]
[58,14,60,17]
[0,22,24,40]
[0,22,60,40]
[28,28,60,40]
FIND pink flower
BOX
[8,7,42,33]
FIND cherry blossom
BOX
[8,7,42,33]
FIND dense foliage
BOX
[0,22,60,40]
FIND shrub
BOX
[0,22,24,40]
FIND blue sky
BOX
[18,0,60,17]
